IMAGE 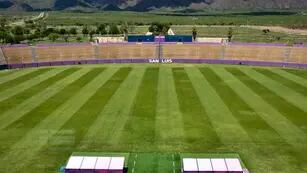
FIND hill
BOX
[0,0,307,12]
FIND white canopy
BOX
[168,28,175,35]
[109,157,125,170]
[95,157,111,170]
[183,158,198,171]
[66,156,84,169]
[80,157,97,169]
[211,158,228,171]
[225,158,243,172]
[197,158,213,171]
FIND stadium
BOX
[0,40,307,173]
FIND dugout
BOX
[165,35,193,42]
[128,35,155,42]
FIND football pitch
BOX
[0,64,307,173]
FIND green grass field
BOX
[0,64,307,173]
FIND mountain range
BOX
[0,0,306,12]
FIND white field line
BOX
[132,153,138,173]
[172,154,176,173]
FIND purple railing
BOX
[6,58,307,69]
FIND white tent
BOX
[211,159,228,173]
[109,157,125,170]
[95,157,111,170]
[197,158,213,173]
[182,158,198,172]
[168,28,175,35]
[80,157,97,170]
[225,158,243,172]
[66,156,84,170]
[65,156,125,173]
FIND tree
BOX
[262,29,270,35]
[227,27,233,42]
[69,28,77,35]
[97,24,107,35]
[120,22,129,41]
[0,31,7,41]
[82,27,89,37]
[42,27,56,37]
[34,28,41,38]
[89,30,96,41]
[192,26,197,41]
[48,33,59,42]
[59,28,67,35]
[12,26,24,35]
[76,36,82,42]
[63,35,69,42]
[109,24,120,35]
[4,33,14,44]
[148,22,170,35]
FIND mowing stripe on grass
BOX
[5,68,104,130]
[120,67,159,149]
[274,69,307,87]
[186,67,252,144]
[0,69,63,103]
[283,68,307,80]
[80,67,145,149]
[255,68,307,97]
[133,153,159,173]
[0,68,103,159]
[201,67,282,143]
[0,68,86,130]
[172,67,221,149]
[0,69,19,78]
[0,68,118,173]
[0,68,78,116]
[213,67,307,172]
[0,68,50,92]
[227,67,307,135]
[155,66,185,151]
[18,67,132,172]
[54,67,131,143]
[0,68,37,84]
[249,68,307,113]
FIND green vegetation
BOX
[0,64,307,173]
[0,11,306,44]
[40,11,307,27]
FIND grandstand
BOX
[1,42,307,69]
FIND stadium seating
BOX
[1,43,307,69]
